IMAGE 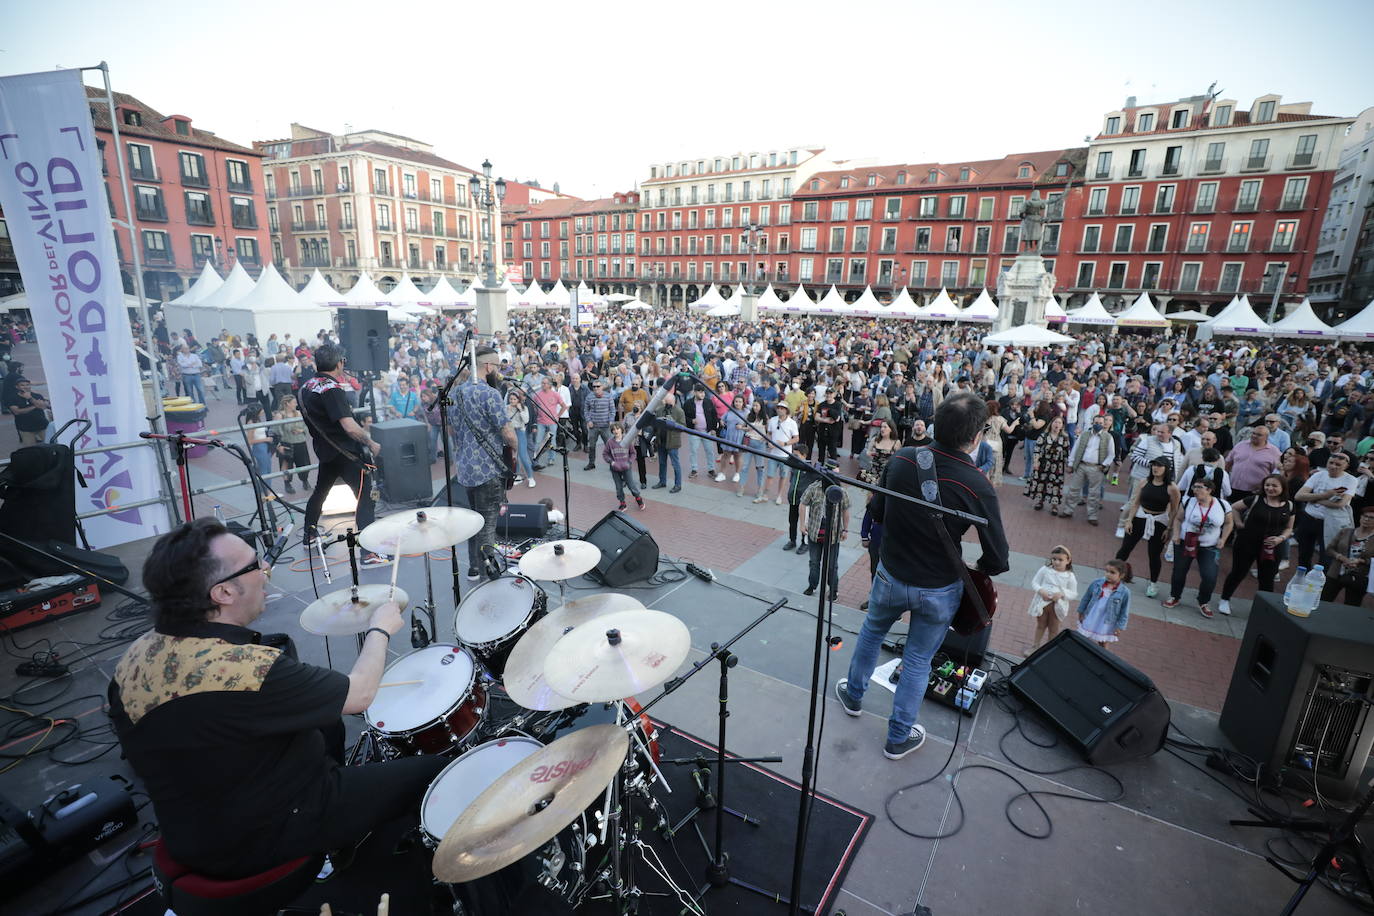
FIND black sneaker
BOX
[884,725,927,760]
[835,679,862,717]
[795,541,808,555]
[803,586,816,596]
[783,540,797,550]
[652,482,667,489]
[689,470,698,478]
[584,464,596,471]
[669,486,682,493]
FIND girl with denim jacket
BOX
[1077,559,1131,646]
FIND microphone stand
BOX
[437,361,465,609]
[650,418,987,916]
[514,384,574,537]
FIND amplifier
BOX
[0,579,101,633]
[498,502,550,539]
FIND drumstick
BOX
[377,679,424,688]
[378,893,390,916]
[388,531,404,601]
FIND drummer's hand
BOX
[369,600,405,636]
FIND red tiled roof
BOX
[641,148,824,185]
[84,87,259,156]
[1097,109,1344,140]
[341,140,476,174]
[509,194,638,223]
[796,149,1083,195]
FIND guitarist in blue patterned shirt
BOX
[450,346,519,581]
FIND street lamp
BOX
[467,159,506,289]
[1263,263,1292,325]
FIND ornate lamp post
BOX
[467,159,506,289]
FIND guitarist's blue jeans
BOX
[463,478,504,574]
[844,562,963,745]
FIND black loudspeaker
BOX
[1008,630,1170,766]
[1219,592,1374,800]
[371,419,431,504]
[337,308,390,373]
[582,511,660,587]
[498,503,550,539]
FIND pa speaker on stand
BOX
[337,308,390,374]
[370,419,431,504]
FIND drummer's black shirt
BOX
[108,620,347,876]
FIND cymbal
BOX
[358,507,484,555]
[519,539,601,581]
[433,724,629,883]
[503,593,647,710]
[542,609,690,703]
[300,584,409,636]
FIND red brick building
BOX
[503,192,641,292]
[1059,92,1354,314]
[0,89,271,301]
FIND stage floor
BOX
[2,523,1367,916]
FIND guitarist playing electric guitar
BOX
[834,391,1009,761]
[300,344,388,565]
[448,346,519,582]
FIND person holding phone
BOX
[1294,451,1358,570]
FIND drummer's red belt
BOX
[113,632,278,725]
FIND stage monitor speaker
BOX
[370,419,431,504]
[582,511,659,587]
[1219,591,1374,800]
[498,503,550,539]
[1008,630,1170,766]
[337,308,390,373]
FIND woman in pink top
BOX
[532,378,566,470]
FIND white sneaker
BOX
[527,477,537,488]
[731,472,740,483]
[714,472,726,482]
[1279,559,1290,570]
[1218,599,1232,615]
[1114,526,1126,539]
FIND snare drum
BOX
[454,575,547,678]
[365,645,488,757]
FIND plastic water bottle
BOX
[1298,565,1325,617]
[1284,567,1308,616]
[213,504,226,525]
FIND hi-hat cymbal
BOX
[358,507,484,555]
[542,609,690,703]
[432,724,629,883]
[300,584,410,636]
[518,540,601,581]
[503,593,647,710]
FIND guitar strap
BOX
[452,384,509,484]
[299,375,375,470]
[913,446,992,630]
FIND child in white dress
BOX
[1028,545,1079,650]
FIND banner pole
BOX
[92,61,181,524]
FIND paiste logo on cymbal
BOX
[644,651,667,668]
[529,753,597,783]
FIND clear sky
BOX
[5,0,1371,199]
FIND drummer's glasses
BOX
[211,555,270,590]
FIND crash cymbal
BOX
[432,724,629,883]
[503,593,646,710]
[300,584,410,636]
[358,507,484,555]
[518,539,601,581]
[542,609,690,703]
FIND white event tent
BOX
[849,286,885,317]
[166,262,223,306]
[341,273,390,306]
[984,324,1076,347]
[1269,298,1336,339]
[923,287,961,320]
[299,270,344,306]
[1065,292,1116,325]
[959,289,999,323]
[218,263,329,341]
[170,261,257,338]
[1043,298,1067,324]
[162,262,226,338]
[687,284,728,311]
[813,285,850,315]
[508,282,544,311]
[539,280,572,311]
[706,302,740,318]
[755,284,788,313]
[1206,297,1270,336]
[1332,300,1374,340]
[1114,292,1169,328]
[427,277,468,309]
[882,288,925,319]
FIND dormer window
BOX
[839,177,849,189]
[895,170,906,185]
[1018,165,1032,178]
[122,108,142,127]
[1137,112,1155,132]
[810,179,819,191]
[866,173,876,187]
[927,168,938,183]
[959,168,970,181]
[1054,162,1069,177]
[1256,99,1276,122]
[1171,109,1189,128]
[1213,104,1232,126]
[1105,116,1121,134]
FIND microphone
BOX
[620,374,681,448]
[410,613,430,649]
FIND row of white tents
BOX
[160,263,620,340]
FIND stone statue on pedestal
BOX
[1019,190,1046,252]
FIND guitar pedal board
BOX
[923,653,988,716]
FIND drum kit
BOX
[297,507,697,911]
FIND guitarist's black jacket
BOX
[870,444,1010,588]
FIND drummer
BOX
[107,519,447,879]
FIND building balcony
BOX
[1286,151,1317,170]
[1241,155,1270,172]
[299,256,332,268]
[136,205,167,222]
[186,212,215,227]
[142,248,173,264]
[0,239,16,262]
[1093,168,1112,180]
[376,222,395,232]
[1041,241,1059,254]
[237,253,261,266]
[1234,198,1260,213]
[287,184,319,197]
[374,183,392,196]
[227,179,253,194]
[1119,206,1139,216]
[1084,206,1107,217]
[1277,195,1307,211]
[1158,163,1182,178]
[1194,201,1216,213]
[379,257,396,268]
[1198,158,1227,175]
[1126,167,1146,179]
[1227,241,1251,253]
[290,220,326,232]
[1079,245,1101,254]
[337,257,359,267]
[408,257,423,270]
[339,219,355,230]
[130,168,160,183]
[232,217,259,230]
[180,173,209,189]
[1267,241,1297,253]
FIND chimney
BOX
[1124,95,1137,110]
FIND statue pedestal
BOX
[993,254,1056,332]
[740,292,759,323]
[474,286,508,337]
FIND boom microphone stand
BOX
[513,384,574,536]
[437,361,465,608]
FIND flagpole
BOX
[87,61,181,524]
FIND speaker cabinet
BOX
[1219,591,1374,800]
[370,419,431,504]
[1008,630,1170,766]
[497,503,550,539]
[582,511,660,587]
[337,308,390,373]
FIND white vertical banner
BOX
[0,69,169,545]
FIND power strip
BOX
[16,660,69,678]
[686,562,715,582]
